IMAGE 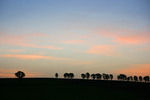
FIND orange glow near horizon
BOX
[115,64,150,76]
[0,68,41,78]
[0,73,14,78]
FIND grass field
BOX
[0,78,149,100]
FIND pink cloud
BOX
[95,29,150,45]
[85,45,120,56]
[26,33,48,37]
[62,40,84,44]
[15,43,62,49]
[65,62,93,65]
[113,34,150,44]
[70,33,91,39]
[0,34,25,44]
[142,46,150,51]
[79,35,90,39]
[0,34,62,49]
[0,69,17,73]
[71,62,92,65]
[115,64,150,76]
[0,50,22,52]
[0,54,69,60]
[8,50,22,52]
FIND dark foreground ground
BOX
[0,78,150,100]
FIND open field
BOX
[0,78,150,100]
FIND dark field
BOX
[0,78,150,100]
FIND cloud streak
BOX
[85,45,120,56]
[62,40,84,44]
[96,29,150,45]
[0,54,69,60]
[15,43,62,49]
[0,33,62,49]
[0,50,23,52]
[64,61,93,65]
[113,34,150,45]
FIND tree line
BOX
[117,74,149,83]
[15,71,149,83]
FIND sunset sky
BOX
[0,0,150,78]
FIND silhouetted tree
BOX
[139,76,142,82]
[130,76,133,81]
[103,74,109,80]
[64,73,68,78]
[15,71,25,78]
[110,74,113,80]
[64,73,74,78]
[105,74,109,80]
[103,73,106,80]
[69,73,74,78]
[118,74,127,81]
[81,73,86,79]
[121,74,127,81]
[134,76,138,82]
[95,73,101,80]
[103,74,106,80]
[86,72,90,79]
[55,73,58,78]
[147,76,149,82]
[91,74,96,80]
[127,77,130,81]
[143,76,149,83]
[117,75,121,80]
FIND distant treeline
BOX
[15,71,149,83]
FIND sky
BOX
[0,0,150,78]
